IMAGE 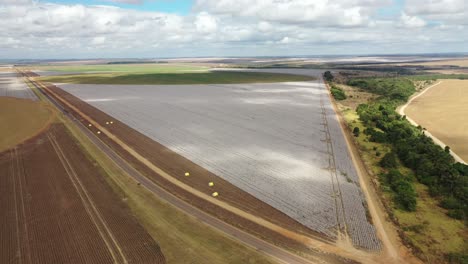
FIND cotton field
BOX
[0,71,37,100]
[58,70,381,250]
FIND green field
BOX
[32,63,209,73]
[39,71,315,85]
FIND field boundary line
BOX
[28,76,380,262]
[14,148,32,264]
[320,97,348,238]
[398,81,467,164]
[47,132,128,264]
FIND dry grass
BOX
[405,79,468,162]
[335,84,377,110]
[0,97,53,152]
[341,106,467,263]
[395,184,468,264]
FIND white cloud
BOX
[195,12,218,33]
[0,0,466,58]
[91,36,107,45]
[0,0,31,4]
[399,12,426,28]
[404,0,467,27]
[405,0,465,15]
[194,0,389,27]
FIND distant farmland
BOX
[57,70,381,250]
[405,79,468,162]
[0,71,37,100]
[39,71,315,85]
[31,63,210,74]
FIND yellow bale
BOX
[208,182,214,187]
[97,131,101,134]
[212,192,219,197]
[184,172,190,176]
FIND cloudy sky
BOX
[0,0,466,59]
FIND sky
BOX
[0,0,466,59]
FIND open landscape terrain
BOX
[38,67,381,251]
[3,0,468,263]
[1,53,467,264]
[329,69,468,263]
[404,79,468,162]
[0,77,166,263]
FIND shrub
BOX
[353,127,360,137]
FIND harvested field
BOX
[0,124,165,264]
[405,79,468,162]
[0,71,37,100]
[0,97,53,152]
[51,69,381,250]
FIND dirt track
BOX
[326,83,423,264]
[0,124,165,264]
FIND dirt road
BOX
[325,81,422,264]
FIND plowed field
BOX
[0,124,165,264]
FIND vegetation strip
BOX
[327,71,468,263]
[38,71,315,85]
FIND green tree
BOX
[323,71,334,82]
[445,146,451,153]
[353,127,360,137]
[380,151,398,168]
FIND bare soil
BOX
[0,123,165,264]
[405,79,468,162]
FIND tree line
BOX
[349,77,467,221]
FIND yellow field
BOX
[0,97,54,152]
[405,79,468,162]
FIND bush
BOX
[353,127,360,137]
[394,180,417,211]
[330,85,347,100]
[380,151,398,168]
[323,71,334,82]
[382,170,417,211]
[347,77,415,101]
